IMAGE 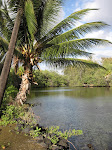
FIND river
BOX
[28,87,112,150]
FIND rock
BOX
[44,138,52,147]
[87,144,94,150]
[22,127,31,134]
[58,138,68,147]
[36,135,44,143]
[52,145,60,150]
[35,135,44,141]
[38,142,47,148]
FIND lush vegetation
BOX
[64,58,112,87]
[33,70,68,87]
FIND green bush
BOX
[1,85,18,110]
[0,105,24,126]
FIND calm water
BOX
[28,87,112,150]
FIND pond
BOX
[28,87,112,150]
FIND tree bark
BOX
[0,9,22,106]
[15,68,31,105]
[12,56,19,74]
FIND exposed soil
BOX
[0,124,46,150]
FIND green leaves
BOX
[25,0,37,40]
[43,38,111,59]
[40,9,99,42]
[49,22,109,44]
[45,58,105,69]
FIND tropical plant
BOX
[0,0,24,105]
[0,0,111,105]
[0,0,40,105]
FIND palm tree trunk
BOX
[15,67,31,105]
[12,56,19,74]
[0,9,22,106]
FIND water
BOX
[28,87,112,150]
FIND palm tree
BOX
[0,0,37,106]
[0,0,111,105]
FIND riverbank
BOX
[0,105,82,150]
[0,124,46,150]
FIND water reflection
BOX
[28,87,112,150]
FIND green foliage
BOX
[29,125,83,145]
[0,105,24,126]
[16,66,24,77]
[7,69,21,89]
[3,85,18,100]
[1,85,18,110]
[0,105,37,128]
[64,65,108,86]
[102,57,112,71]
[64,58,112,87]
[30,127,41,137]
[25,0,37,40]
[47,126,83,141]
[33,70,68,87]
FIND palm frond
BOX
[0,3,14,40]
[43,38,112,58]
[8,0,22,12]
[49,22,109,44]
[45,58,105,69]
[39,8,98,42]
[0,36,9,52]
[33,0,63,40]
[25,0,37,40]
[40,0,63,37]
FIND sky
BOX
[40,0,112,72]
[63,0,112,60]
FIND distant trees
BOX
[33,70,68,87]
[64,58,112,87]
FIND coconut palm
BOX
[0,0,38,105]
[0,0,111,105]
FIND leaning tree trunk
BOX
[15,67,32,105]
[12,56,19,74]
[0,9,22,106]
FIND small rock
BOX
[35,135,44,141]
[52,145,60,150]
[36,135,44,143]
[44,138,52,147]
[87,144,94,150]
[22,127,31,134]
[38,142,47,148]
[58,139,68,147]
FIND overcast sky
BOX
[41,0,112,71]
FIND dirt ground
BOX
[0,124,46,150]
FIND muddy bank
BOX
[0,124,46,150]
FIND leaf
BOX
[25,0,37,40]
[43,38,111,58]
[45,58,106,69]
